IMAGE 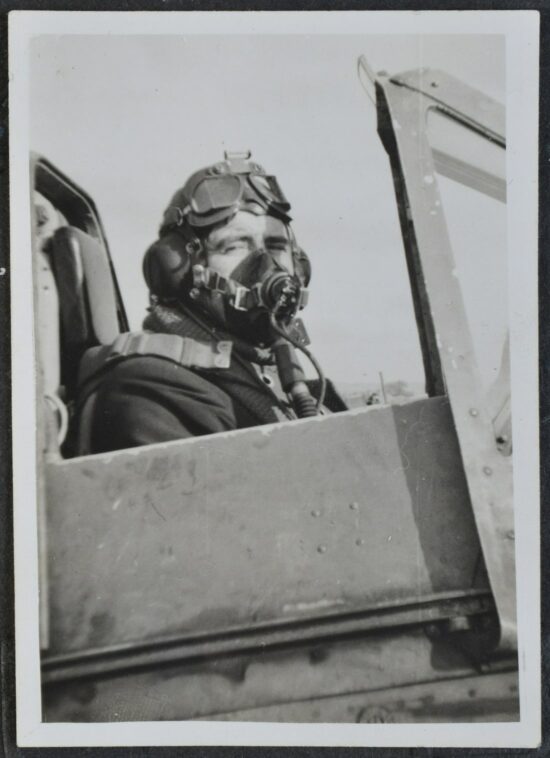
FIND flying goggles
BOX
[176,151,292,229]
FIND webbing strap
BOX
[78,331,233,388]
[192,264,258,312]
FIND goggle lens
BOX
[248,174,290,210]
[191,175,242,214]
[188,172,291,223]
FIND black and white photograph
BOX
[9,10,540,748]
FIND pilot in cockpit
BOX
[74,152,346,454]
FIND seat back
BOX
[50,226,120,394]
[33,158,128,458]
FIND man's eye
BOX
[223,240,249,254]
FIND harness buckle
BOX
[182,337,232,369]
[213,340,232,368]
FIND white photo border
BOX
[9,9,541,748]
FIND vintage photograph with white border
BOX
[9,9,540,748]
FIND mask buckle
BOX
[192,264,230,294]
[233,286,251,311]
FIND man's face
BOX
[204,211,294,280]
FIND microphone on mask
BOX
[259,270,322,418]
[259,271,305,322]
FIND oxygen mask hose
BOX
[269,313,327,416]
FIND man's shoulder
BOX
[73,338,239,456]
[78,331,233,388]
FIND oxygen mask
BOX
[228,248,308,325]
[189,244,324,416]
[229,247,325,418]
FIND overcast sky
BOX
[30,33,506,388]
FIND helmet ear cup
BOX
[143,232,192,300]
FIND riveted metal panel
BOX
[41,590,495,684]
[212,670,519,724]
[375,72,516,648]
[44,397,482,655]
[389,69,505,142]
[43,625,517,723]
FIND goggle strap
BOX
[162,205,185,227]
